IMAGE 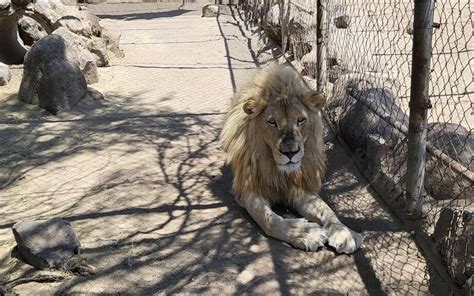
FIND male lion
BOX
[220,63,362,253]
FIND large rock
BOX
[18,34,88,114]
[33,0,100,38]
[202,4,219,17]
[433,207,473,287]
[79,7,101,37]
[52,27,98,84]
[17,16,48,46]
[0,62,11,86]
[333,81,408,152]
[12,219,81,269]
[99,19,124,58]
[426,123,474,200]
[87,36,109,67]
[0,0,11,12]
[326,74,408,180]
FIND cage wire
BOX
[237,0,473,292]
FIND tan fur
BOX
[220,63,362,253]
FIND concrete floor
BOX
[0,2,449,294]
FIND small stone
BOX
[202,4,219,17]
[87,87,104,101]
[334,15,350,29]
[12,219,81,269]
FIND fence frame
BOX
[311,0,466,293]
[405,0,435,224]
[316,0,327,93]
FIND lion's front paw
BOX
[327,224,362,254]
[282,218,328,251]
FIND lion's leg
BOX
[242,192,328,251]
[294,194,362,254]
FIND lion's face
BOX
[243,90,326,174]
[259,99,309,173]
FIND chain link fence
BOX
[237,0,472,292]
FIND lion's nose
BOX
[281,148,300,160]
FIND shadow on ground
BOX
[96,9,193,21]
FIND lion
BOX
[220,63,362,253]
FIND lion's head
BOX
[243,85,326,173]
[220,63,327,202]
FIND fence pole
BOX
[316,0,327,92]
[280,0,289,54]
[406,0,435,223]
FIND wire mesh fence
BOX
[237,0,472,292]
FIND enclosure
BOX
[238,0,472,292]
[0,0,472,294]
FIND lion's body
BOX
[220,64,325,204]
[220,63,362,253]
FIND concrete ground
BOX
[0,2,450,295]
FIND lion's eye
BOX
[267,119,277,127]
[297,118,307,125]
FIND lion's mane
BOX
[220,64,326,205]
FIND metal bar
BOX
[406,0,435,222]
[316,0,327,92]
[280,0,289,54]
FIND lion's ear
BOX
[243,98,266,118]
[303,90,327,111]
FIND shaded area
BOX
[96,9,193,21]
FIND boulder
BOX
[18,34,88,114]
[426,123,474,200]
[33,0,98,38]
[0,0,11,11]
[12,219,81,269]
[337,85,408,152]
[17,16,48,46]
[0,62,11,85]
[87,36,109,67]
[334,15,350,29]
[326,75,407,180]
[78,7,101,37]
[202,4,219,17]
[433,207,473,286]
[99,19,124,58]
[52,27,98,84]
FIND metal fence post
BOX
[280,0,289,54]
[316,0,327,92]
[406,0,435,223]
